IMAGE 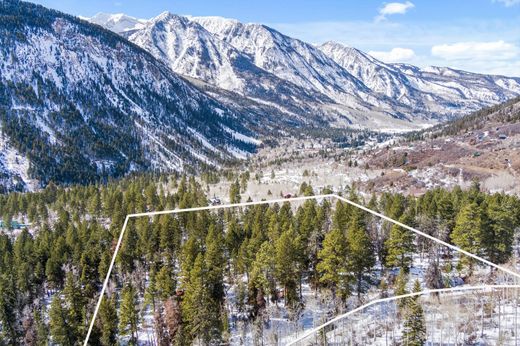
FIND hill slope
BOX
[124,12,335,125]
[318,41,520,118]
[0,0,258,192]
[91,13,520,129]
[363,97,520,195]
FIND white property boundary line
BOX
[286,284,520,345]
[83,193,520,345]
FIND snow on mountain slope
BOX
[128,12,244,91]
[0,0,257,191]
[319,41,520,118]
[318,42,427,103]
[402,65,520,101]
[87,12,520,129]
[124,12,335,125]
[90,12,421,130]
[189,16,520,120]
[190,16,404,115]
[88,12,147,33]
[0,132,38,193]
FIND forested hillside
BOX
[0,173,518,344]
[408,95,520,141]
[0,0,257,192]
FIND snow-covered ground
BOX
[0,132,39,191]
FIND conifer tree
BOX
[250,241,276,305]
[205,225,226,302]
[119,284,139,344]
[385,211,415,271]
[156,265,176,301]
[97,296,118,346]
[34,306,49,346]
[49,295,74,346]
[229,179,241,204]
[332,201,349,231]
[395,270,409,311]
[118,222,138,274]
[274,228,299,307]
[64,272,86,337]
[402,280,426,346]
[451,202,483,270]
[183,253,221,344]
[0,270,19,344]
[317,227,350,301]
[346,208,375,298]
[484,196,514,264]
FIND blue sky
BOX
[31,0,520,76]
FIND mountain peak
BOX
[151,11,177,22]
[0,1,257,190]
[320,40,347,49]
[85,9,520,133]
[189,15,241,26]
[88,12,147,33]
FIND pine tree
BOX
[229,179,241,204]
[204,225,226,302]
[274,228,299,307]
[451,202,483,270]
[484,195,515,264]
[332,201,349,231]
[49,295,74,346]
[159,215,180,261]
[317,228,350,301]
[119,284,139,344]
[118,222,139,274]
[402,280,426,346]
[385,211,415,272]
[34,306,49,346]
[250,241,276,310]
[395,270,409,311]
[156,265,176,301]
[97,296,118,346]
[183,253,220,344]
[346,208,375,298]
[63,272,85,341]
[0,271,19,344]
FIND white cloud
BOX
[376,1,415,21]
[368,47,416,62]
[431,40,519,60]
[493,0,520,6]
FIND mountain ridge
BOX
[90,12,520,129]
[0,0,258,192]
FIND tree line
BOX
[0,174,519,344]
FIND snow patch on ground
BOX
[0,132,39,191]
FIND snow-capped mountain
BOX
[3,2,520,192]
[0,0,258,191]
[190,16,400,113]
[87,12,147,33]
[98,12,427,130]
[124,12,335,124]
[91,13,520,128]
[319,41,520,117]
